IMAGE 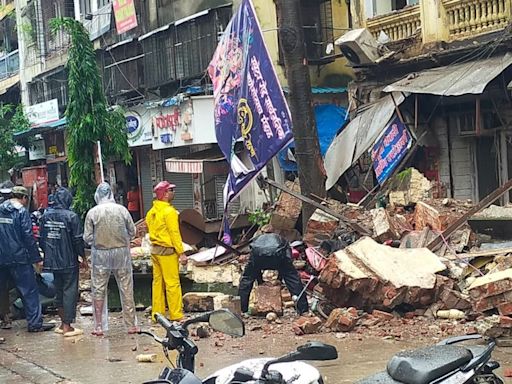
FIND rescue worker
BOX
[146,181,188,321]
[238,233,309,316]
[39,187,85,336]
[83,183,138,336]
[0,186,55,332]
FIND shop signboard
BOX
[371,115,413,184]
[28,139,46,160]
[126,109,152,147]
[26,99,59,127]
[113,0,138,35]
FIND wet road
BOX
[1,312,511,384]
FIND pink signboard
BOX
[113,0,138,35]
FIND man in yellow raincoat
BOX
[146,181,188,321]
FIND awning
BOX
[383,52,512,96]
[14,117,67,139]
[282,86,347,94]
[324,93,405,190]
[165,147,225,173]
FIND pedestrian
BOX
[39,187,85,337]
[127,184,141,222]
[146,181,188,321]
[0,181,14,329]
[238,233,309,316]
[83,182,138,336]
[0,186,55,332]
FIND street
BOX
[1,312,511,384]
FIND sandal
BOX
[63,328,84,337]
[91,329,104,336]
[127,326,141,334]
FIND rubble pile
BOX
[241,168,512,338]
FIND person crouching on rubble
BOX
[83,182,138,336]
[39,187,85,337]
[238,233,309,316]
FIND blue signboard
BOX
[371,115,412,184]
[208,0,293,241]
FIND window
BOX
[142,7,232,88]
[80,0,91,15]
[367,0,419,18]
[28,70,69,113]
[278,0,334,65]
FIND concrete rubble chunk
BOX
[388,168,432,207]
[292,315,323,335]
[319,237,446,310]
[270,180,302,230]
[183,292,224,312]
[250,285,283,316]
[371,208,401,241]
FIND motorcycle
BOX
[139,309,338,384]
[358,334,503,384]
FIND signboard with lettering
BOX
[151,99,195,150]
[113,0,138,35]
[26,99,59,127]
[371,115,413,184]
[126,109,152,147]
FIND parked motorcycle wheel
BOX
[316,300,336,320]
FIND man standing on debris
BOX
[39,187,85,337]
[239,233,309,315]
[83,182,138,336]
[0,186,55,332]
[146,181,188,322]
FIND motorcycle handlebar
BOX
[154,313,174,332]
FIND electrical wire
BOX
[101,35,145,100]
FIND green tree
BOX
[50,17,131,218]
[0,104,30,174]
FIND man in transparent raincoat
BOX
[83,183,138,336]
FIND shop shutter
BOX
[165,172,194,211]
[138,148,154,215]
[214,175,241,217]
[162,147,194,212]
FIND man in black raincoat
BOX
[39,187,85,336]
[238,233,309,315]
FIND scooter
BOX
[139,309,338,384]
[357,334,503,384]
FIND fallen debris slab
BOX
[468,269,512,313]
[319,237,446,310]
[270,180,302,230]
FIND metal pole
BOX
[97,140,104,182]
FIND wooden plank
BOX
[263,178,373,236]
[427,178,512,251]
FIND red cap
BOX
[154,181,176,200]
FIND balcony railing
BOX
[0,49,19,80]
[366,5,421,42]
[443,0,511,39]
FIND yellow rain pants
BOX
[151,253,183,321]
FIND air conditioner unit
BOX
[335,28,381,66]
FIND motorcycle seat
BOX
[386,345,472,384]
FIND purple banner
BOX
[208,0,293,208]
[371,115,412,184]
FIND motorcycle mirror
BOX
[208,309,245,338]
[295,342,338,361]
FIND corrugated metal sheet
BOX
[384,53,512,96]
[324,93,405,190]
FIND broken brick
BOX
[498,303,512,316]
[183,292,222,312]
[325,308,358,332]
[292,315,323,335]
[414,201,450,231]
[372,309,394,321]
